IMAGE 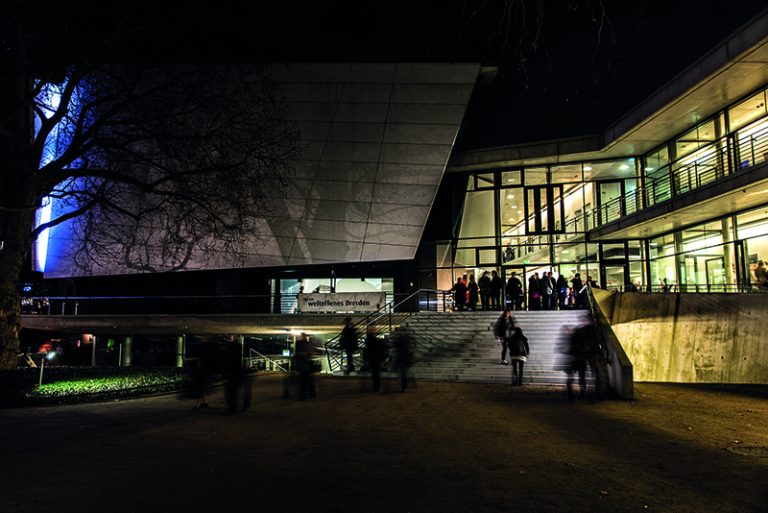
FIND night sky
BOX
[26,0,768,148]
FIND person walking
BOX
[450,277,467,311]
[478,271,491,311]
[490,270,504,310]
[506,272,523,311]
[223,335,251,413]
[339,317,359,374]
[293,332,316,400]
[493,310,514,365]
[392,328,414,392]
[507,326,529,386]
[363,325,387,393]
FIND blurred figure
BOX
[363,325,388,392]
[392,328,414,392]
[507,326,529,386]
[224,335,251,413]
[190,339,217,410]
[493,310,514,365]
[566,319,603,402]
[340,317,360,374]
[293,332,316,400]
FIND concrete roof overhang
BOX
[448,9,768,171]
[21,314,374,337]
[589,161,768,240]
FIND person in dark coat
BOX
[362,325,388,392]
[556,274,569,309]
[478,271,491,311]
[506,272,523,311]
[572,273,585,309]
[224,335,251,413]
[493,310,515,365]
[339,317,359,374]
[450,277,467,311]
[490,270,504,310]
[190,340,216,410]
[293,332,316,400]
[540,271,555,310]
[467,276,479,311]
[528,273,541,311]
[507,326,529,386]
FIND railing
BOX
[245,348,289,372]
[613,283,766,293]
[596,128,768,230]
[585,284,633,399]
[19,293,398,316]
[323,289,446,374]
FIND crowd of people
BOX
[450,271,596,311]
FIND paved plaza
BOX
[1,376,766,513]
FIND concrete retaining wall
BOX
[595,291,768,383]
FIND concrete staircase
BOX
[396,310,593,386]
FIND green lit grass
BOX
[31,371,185,398]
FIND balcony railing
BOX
[596,126,768,230]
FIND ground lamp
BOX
[39,350,58,387]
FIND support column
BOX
[176,335,185,368]
[722,217,736,290]
[238,334,245,368]
[91,335,97,367]
[120,336,132,367]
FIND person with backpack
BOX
[507,326,530,386]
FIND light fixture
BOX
[619,164,630,171]
[506,194,513,199]
[584,165,593,171]
[644,167,654,171]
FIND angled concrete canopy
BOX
[43,63,480,277]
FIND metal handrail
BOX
[322,288,442,374]
[585,283,633,399]
[19,292,398,316]
[246,348,289,372]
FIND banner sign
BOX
[297,292,386,313]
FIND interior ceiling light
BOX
[506,194,513,199]
[644,167,654,171]
[619,164,630,171]
[584,166,593,171]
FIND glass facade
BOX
[434,83,768,297]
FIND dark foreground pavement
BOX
[1,375,767,513]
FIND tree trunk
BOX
[0,211,32,368]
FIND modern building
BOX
[29,10,768,306]
[25,11,768,382]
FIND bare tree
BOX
[0,12,300,367]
